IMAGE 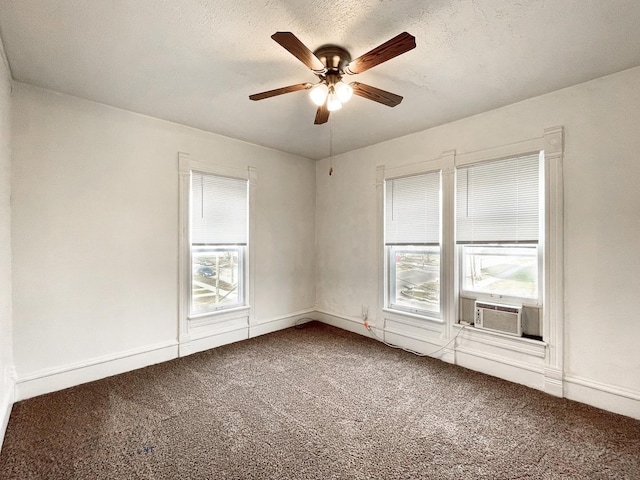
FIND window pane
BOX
[191,247,242,314]
[461,245,538,299]
[391,246,440,314]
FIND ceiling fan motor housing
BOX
[313,45,352,74]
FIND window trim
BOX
[377,127,564,396]
[454,146,548,324]
[178,153,256,349]
[379,158,447,323]
[457,131,564,397]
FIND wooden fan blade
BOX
[314,102,329,124]
[272,32,326,74]
[351,82,403,107]
[249,83,311,101]
[344,32,416,75]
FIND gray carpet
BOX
[1,321,639,479]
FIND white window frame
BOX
[384,169,442,319]
[455,153,544,308]
[379,159,447,324]
[178,153,256,352]
[377,127,564,396]
[452,128,564,396]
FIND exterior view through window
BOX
[390,246,440,314]
[192,247,242,314]
[460,244,538,299]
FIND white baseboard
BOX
[13,309,314,402]
[564,375,640,420]
[179,309,316,356]
[383,327,455,363]
[317,311,640,420]
[0,377,15,453]
[455,346,546,391]
[249,309,315,338]
[315,310,374,338]
[315,310,455,362]
[317,309,546,390]
[10,311,639,424]
[179,327,248,357]
[15,341,179,401]
[544,367,564,398]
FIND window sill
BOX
[454,323,547,357]
[189,305,250,326]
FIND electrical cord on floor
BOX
[292,315,465,357]
[363,320,466,358]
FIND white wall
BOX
[0,35,14,447]
[7,65,640,420]
[316,66,640,419]
[11,83,316,397]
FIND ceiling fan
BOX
[249,31,416,124]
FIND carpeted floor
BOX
[1,321,639,479]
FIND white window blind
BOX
[191,172,248,245]
[456,154,540,244]
[385,171,441,245]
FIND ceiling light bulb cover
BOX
[327,93,342,111]
[334,81,353,103]
[309,83,329,106]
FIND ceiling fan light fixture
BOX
[250,31,416,124]
[334,81,353,103]
[309,83,329,106]
[327,92,342,111]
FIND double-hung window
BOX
[456,154,542,304]
[190,171,248,315]
[385,171,441,317]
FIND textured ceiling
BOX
[1,0,640,160]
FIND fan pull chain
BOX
[329,119,333,176]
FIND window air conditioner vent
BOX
[474,301,522,336]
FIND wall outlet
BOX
[361,306,368,321]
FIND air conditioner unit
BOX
[474,301,522,336]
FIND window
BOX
[460,244,538,299]
[456,154,542,303]
[190,172,248,314]
[385,171,441,316]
